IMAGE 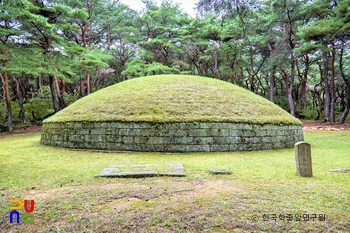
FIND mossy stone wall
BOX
[41,122,303,152]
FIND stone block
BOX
[122,136,134,144]
[105,129,114,135]
[285,142,294,148]
[261,136,272,143]
[80,129,90,135]
[99,122,107,128]
[235,144,248,151]
[272,142,284,149]
[179,123,200,130]
[229,137,241,143]
[199,123,212,128]
[157,129,187,137]
[85,135,104,142]
[188,129,210,137]
[210,128,230,137]
[128,129,142,136]
[141,137,161,144]
[119,129,130,136]
[210,144,230,152]
[73,122,82,128]
[230,130,240,137]
[172,130,189,137]
[106,135,116,143]
[185,145,210,152]
[241,130,257,137]
[192,137,213,145]
[163,145,187,152]
[132,123,152,129]
[213,137,232,145]
[169,137,194,144]
[70,135,82,142]
[91,128,106,135]
[153,123,178,130]
[106,143,122,150]
[134,137,150,144]
[152,130,169,137]
[110,122,129,129]
[208,123,224,128]
[276,130,287,136]
[95,142,107,150]
[239,124,253,130]
[256,130,269,137]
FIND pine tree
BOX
[0,0,45,131]
[298,0,350,122]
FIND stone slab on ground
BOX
[100,171,159,178]
[208,169,232,175]
[95,163,185,177]
[329,168,350,173]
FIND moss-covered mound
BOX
[44,75,301,125]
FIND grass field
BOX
[0,131,349,232]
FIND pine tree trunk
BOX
[2,70,13,132]
[340,42,349,124]
[300,55,309,109]
[107,27,111,51]
[231,71,236,84]
[267,43,275,103]
[14,77,26,123]
[54,76,63,111]
[269,66,275,103]
[37,75,43,95]
[60,78,66,108]
[213,50,219,78]
[281,65,295,116]
[289,56,296,116]
[49,75,59,112]
[248,47,254,92]
[330,43,336,123]
[1,48,13,132]
[93,69,100,90]
[340,82,350,124]
[322,43,331,122]
[80,78,85,97]
[87,73,91,95]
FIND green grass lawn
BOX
[45,75,301,125]
[0,131,349,232]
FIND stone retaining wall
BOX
[41,122,303,152]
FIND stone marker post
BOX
[294,141,313,177]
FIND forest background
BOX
[1,0,349,132]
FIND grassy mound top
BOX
[45,75,301,125]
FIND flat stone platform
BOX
[329,168,350,173]
[95,164,185,177]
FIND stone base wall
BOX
[41,122,303,152]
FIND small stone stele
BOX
[295,141,313,177]
[208,169,232,175]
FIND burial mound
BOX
[41,75,303,152]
